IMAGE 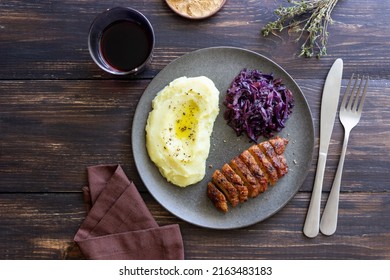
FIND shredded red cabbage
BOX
[223,68,294,142]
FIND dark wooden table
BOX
[1,0,389,260]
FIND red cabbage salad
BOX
[223,68,294,142]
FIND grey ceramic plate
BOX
[132,47,314,229]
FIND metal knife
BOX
[303,58,343,238]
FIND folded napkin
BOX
[74,164,184,260]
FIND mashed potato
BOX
[145,76,219,187]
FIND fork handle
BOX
[320,130,350,235]
[303,152,327,238]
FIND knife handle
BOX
[303,152,327,238]
[320,130,350,235]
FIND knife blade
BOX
[303,58,343,238]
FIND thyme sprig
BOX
[262,0,340,58]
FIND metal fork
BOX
[320,74,369,235]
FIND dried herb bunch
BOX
[262,0,340,58]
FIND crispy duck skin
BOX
[239,150,268,193]
[248,144,278,185]
[221,164,248,203]
[269,137,289,155]
[212,169,239,207]
[269,137,289,176]
[207,136,289,212]
[207,182,228,213]
[229,157,260,198]
[258,141,287,178]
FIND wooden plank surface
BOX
[0,192,388,260]
[1,0,390,79]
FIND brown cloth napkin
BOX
[74,164,184,260]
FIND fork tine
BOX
[352,75,365,111]
[357,76,369,113]
[351,76,364,112]
[341,73,354,109]
[346,74,359,110]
